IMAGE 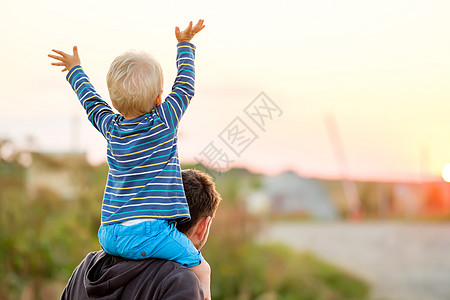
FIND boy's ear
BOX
[155,91,163,106]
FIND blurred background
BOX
[1,0,450,299]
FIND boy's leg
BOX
[98,220,162,259]
[141,220,202,264]
[99,220,201,263]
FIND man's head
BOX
[177,169,221,250]
[106,51,163,119]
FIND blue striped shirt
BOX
[66,42,196,225]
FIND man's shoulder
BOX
[154,260,204,299]
[116,257,204,300]
[146,259,200,288]
[157,259,198,281]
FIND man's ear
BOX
[194,216,211,242]
[155,90,163,106]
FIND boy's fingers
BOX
[52,49,67,57]
[194,19,203,28]
[194,24,205,33]
[73,46,78,55]
[193,26,204,34]
[193,19,205,33]
[184,21,193,32]
[175,26,180,37]
[48,54,64,61]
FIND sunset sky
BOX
[1,0,450,181]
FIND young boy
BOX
[49,20,211,299]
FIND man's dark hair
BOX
[177,169,221,235]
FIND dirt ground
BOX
[261,221,450,300]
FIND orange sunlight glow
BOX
[442,164,450,183]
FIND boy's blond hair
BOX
[107,51,163,117]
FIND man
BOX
[61,169,221,300]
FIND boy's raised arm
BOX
[156,20,205,131]
[48,46,114,138]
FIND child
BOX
[49,20,211,299]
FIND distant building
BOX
[391,183,423,217]
[245,170,450,220]
[26,152,89,201]
[354,180,450,219]
[246,171,338,220]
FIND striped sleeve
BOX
[66,66,115,138]
[156,42,196,131]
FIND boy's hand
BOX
[175,19,205,43]
[48,46,80,72]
